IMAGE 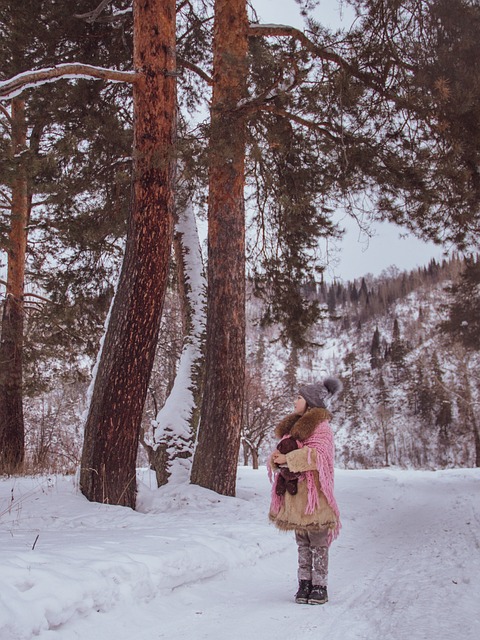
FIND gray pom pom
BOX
[323,377,342,396]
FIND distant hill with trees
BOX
[245,254,480,470]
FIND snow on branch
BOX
[75,0,114,23]
[0,188,12,205]
[0,64,138,101]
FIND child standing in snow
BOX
[269,378,341,605]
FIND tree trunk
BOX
[0,98,28,474]
[242,441,249,466]
[382,425,389,467]
[149,202,207,486]
[79,0,176,506]
[190,0,248,496]
[472,417,480,468]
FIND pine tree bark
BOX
[0,98,28,474]
[190,0,248,496]
[79,0,176,506]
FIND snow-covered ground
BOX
[1,466,479,640]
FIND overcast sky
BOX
[251,0,447,282]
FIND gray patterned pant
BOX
[295,529,329,586]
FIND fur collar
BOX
[275,407,332,442]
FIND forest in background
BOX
[245,253,480,470]
[4,250,478,474]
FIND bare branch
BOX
[243,101,341,141]
[0,188,12,204]
[75,0,113,23]
[23,291,51,304]
[31,199,51,208]
[24,302,45,315]
[178,56,213,85]
[0,64,138,101]
[82,10,133,25]
[249,23,348,66]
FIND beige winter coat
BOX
[269,408,338,533]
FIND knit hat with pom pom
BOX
[298,377,342,409]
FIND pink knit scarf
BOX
[269,420,341,545]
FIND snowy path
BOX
[1,468,479,640]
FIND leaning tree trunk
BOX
[79,0,176,506]
[0,98,28,475]
[190,0,248,496]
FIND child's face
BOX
[294,395,307,415]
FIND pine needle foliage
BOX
[0,0,133,393]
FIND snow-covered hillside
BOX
[247,257,480,470]
[1,467,479,639]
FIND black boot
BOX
[308,584,328,605]
[294,579,312,604]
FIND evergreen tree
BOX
[283,346,300,398]
[0,0,132,473]
[191,0,249,496]
[377,372,390,406]
[80,0,177,506]
[453,351,480,467]
[430,353,453,435]
[390,317,407,380]
[359,278,369,302]
[344,351,358,383]
[348,0,480,249]
[339,364,362,451]
[350,283,359,305]
[440,257,480,351]
[0,98,28,472]
[5,0,480,495]
[327,285,337,316]
[223,0,480,478]
[412,358,435,425]
[371,370,394,466]
[370,326,382,370]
